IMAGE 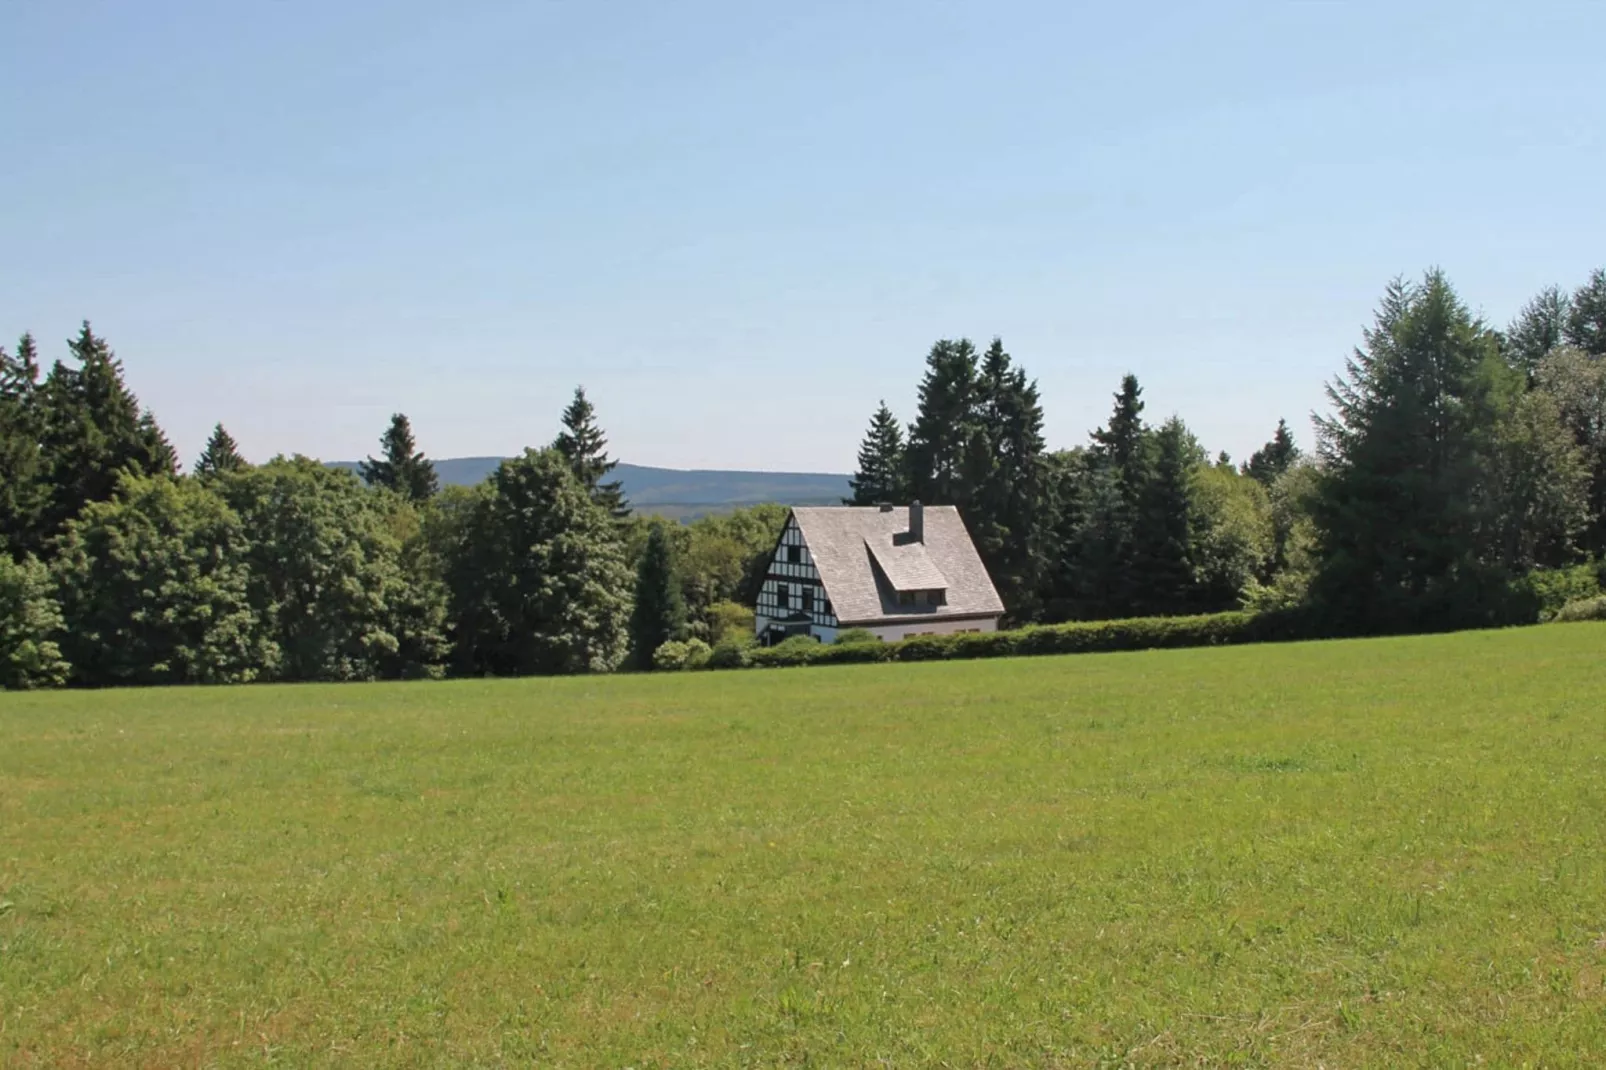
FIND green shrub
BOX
[749,634,821,668]
[811,640,895,666]
[652,640,692,671]
[833,627,880,645]
[706,601,755,644]
[1553,596,1606,623]
[682,638,712,670]
[707,636,754,670]
[1525,564,1603,621]
[0,552,70,690]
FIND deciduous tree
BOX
[0,547,69,689]
[53,475,274,686]
[442,448,631,676]
[218,458,448,681]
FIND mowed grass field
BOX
[4,627,1606,1067]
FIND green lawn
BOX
[4,625,1606,1067]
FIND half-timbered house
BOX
[754,502,1005,644]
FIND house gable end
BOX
[753,512,839,635]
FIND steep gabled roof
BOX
[791,505,1005,626]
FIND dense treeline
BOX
[0,338,775,688]
[849,267,1606,633]
[4,267,1606,688]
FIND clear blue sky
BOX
[4,1,1603,472]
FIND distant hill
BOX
[330,458,851,517]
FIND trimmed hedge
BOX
[712,607,1320,672]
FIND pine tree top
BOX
[359,413,438,501]
[553,386,629,518]
[195,423,247,478]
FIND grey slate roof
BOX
[791,505,1005,626]
[867,539,948,592]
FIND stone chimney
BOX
[908,500,923,544]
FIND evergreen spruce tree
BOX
[1566,268,1606,357]
[905,339,980,507]
[1505,285,1571,379]
[846,402,907,504]
[1311,271,1507,632]
[1046,376,1156,620]
[967,338,1050,620]
[139,410,179,474]
[553,386,629,518]
[33,323,176,553]
[1243,419,1300,487]
[0,333,41,400]
[1135,416,1199,614]
[194,423,247,478]
[0,336,46,554]
[358,413,438,501]
[1090,374,1150,484]
[629,522,686,669]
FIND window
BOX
[802,586,814,613]
[928,590,947,606]
[788,545,801,564]
[775,583,790,610]
[898,590,915,606]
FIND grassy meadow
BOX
[4,625,1606,1066]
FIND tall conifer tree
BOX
[553,386,629,518]
[967,338,1050,619]
[33,323,176,552]
[194,423,247,478]
[0,336,46,554]
[1243,419,1300,487]
[905,339,980,507]
[358,413,438,502]
[846,402,907,504]
[1312,271,1506,631]
[1136,416,1199,614]
[1567,268,1606,357]
[1505,285,1571,379]
[629,522,686,669]
[1090,374,1150,484]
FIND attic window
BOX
[787,545,802,564]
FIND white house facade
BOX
[754,502,1005,644]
